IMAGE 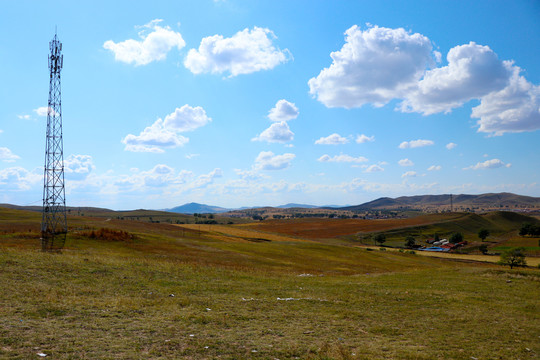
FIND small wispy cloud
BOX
[398,158,414,167]
[318,154,368,163]
[315,133,349,145]
[364,164,384,173]
[464,159,511,170]
[399,139,434,149]
[401,171,417,178]
[356,134,375,144]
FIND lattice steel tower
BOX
[41,32,67,251]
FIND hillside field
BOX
[1,207,539,359]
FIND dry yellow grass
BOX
[2,207,540,359]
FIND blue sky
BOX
[1,0,539,210]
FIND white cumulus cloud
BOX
[103,19,185,66]
[398,158,414,166]
[268,100,299,122]
[471,66,540,135]
[446,142,457,150]
[142,164,189,187]
[308,25,539,137]
[34,107,55,117]
[0,167,41,190]
[64,155,94,180]
[163,105,212,132]
[184,26,291,77]
[356,134,375,143]
[399,139,434,149]
[253,100,298,143]
[254,151,295,170]
[318,154,368,163]
[428,165,442,171]
[190,168,223,189]
[308,25,433,108]
[0,147,20,162]
[315,133,349,145]
[122,120,188,153]
[464,159,511,170]
[400,42,512,115]
[123,105,210,153]
[252,122,294,143]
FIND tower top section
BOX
[49,34,63,74]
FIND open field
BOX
[1,207,539,359]
[243,213,467,240]
[178,224,314,243]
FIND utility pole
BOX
[41,32,67,251]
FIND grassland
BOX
[1,207,539,359]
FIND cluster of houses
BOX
[419,238,468,252]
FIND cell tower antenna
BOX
[41,32,67,251]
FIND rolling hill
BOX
[340,192,540,211]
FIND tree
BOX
[449,232,464,244]
[519,223,531,236]
[499,247,527,269]
[478,229,490,242]
[479,244,488,255]
[405,236,416,248]
[434,234,440,242]
[374,234,386,246]
[520,222,540,237]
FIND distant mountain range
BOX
[165,202,338,214]
[276,203,319,209]
[166,202,230,214]
[2,193,538,215]
[164,193,540,214]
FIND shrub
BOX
[374,234,386,245]
[83,228,135,242]
[450,232,464,244]
[479,244,488,255]
[499,247,527,269]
